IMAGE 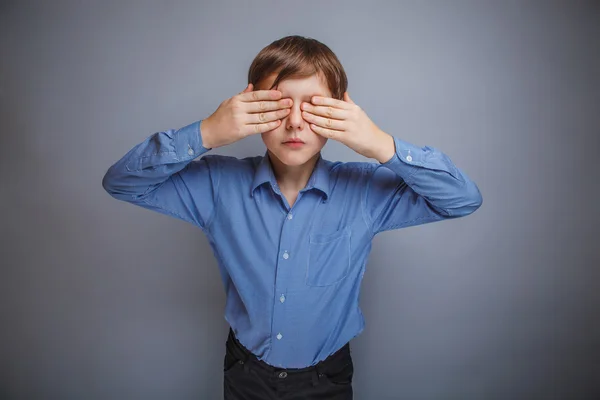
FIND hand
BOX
[200,83,292,149]
[301,92,395,162]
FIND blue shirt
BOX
[102,120,482,368]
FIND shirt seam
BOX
[203,156,221,232]
[361,166,376,238]
[141,196,206,231]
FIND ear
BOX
[344,92,355,104]
[241,83,253,94]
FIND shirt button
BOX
[287,213,293,220]
[188,148,194,156]
[406,155,412,162]
[276,333,283,340]
[278,371,288,379]
[283,252,289,260]
[280,295,285,303]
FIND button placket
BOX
[273,204,296,353]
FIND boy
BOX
[102,35,482,399]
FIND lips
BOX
[283,139,305,144]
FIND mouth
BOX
[283,140,305,148]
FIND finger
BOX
[302,111,345,131]
[310,96,352,110]
[244,119,282,135]
[248,108,290,125]
[246,98,293,114]
[239,89,282,102]
[309,123,341,140]
[301,103,348,120]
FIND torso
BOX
[281,190,299,208]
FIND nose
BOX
[285,101,306,131]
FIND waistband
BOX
[226,328,351,384]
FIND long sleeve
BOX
[102,120,220,231]
[363,135,482,235]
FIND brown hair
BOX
[248,35,348,100]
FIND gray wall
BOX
[1,1,599,399]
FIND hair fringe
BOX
[248,35,348,100]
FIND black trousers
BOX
[223,328,353,399]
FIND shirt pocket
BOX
[306,227,352,287]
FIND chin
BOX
[270,147,319,166]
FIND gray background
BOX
[1,1,599,399]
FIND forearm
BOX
[102,120,210,200]
[370,130,396,164]
[377,134,482,217]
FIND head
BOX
[248,35,348,167]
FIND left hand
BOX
[301,92,394,162]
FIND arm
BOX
[297,92,482,235]
[101,120,220,231]
[364,134,483,235]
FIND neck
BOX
[268,151,320,192]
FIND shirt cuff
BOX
[174,120,212,160]
[379,136,428,185]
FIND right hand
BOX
[200,83,292,149]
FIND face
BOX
[255,72,332,167]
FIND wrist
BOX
[199,118,215,149]
[373,131,395,163]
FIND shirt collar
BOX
[250,151,330,200]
